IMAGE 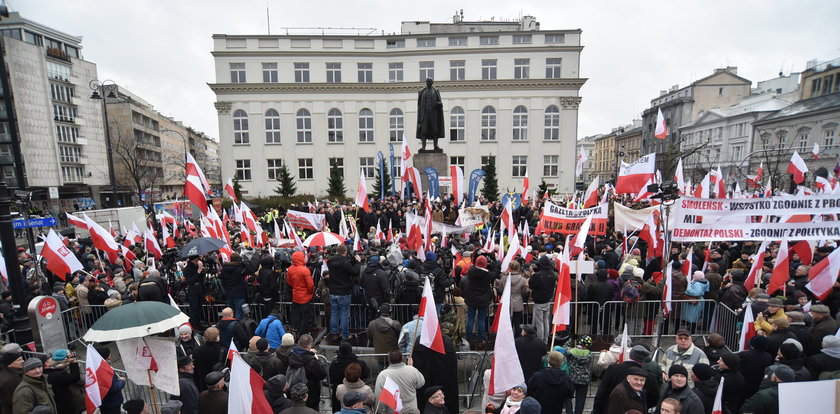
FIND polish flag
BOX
[617,324,629,362]
[375,222,385,240]
[144,228,162,260]
[419,277,445,354]
[186,151,211,194]
[423,197,434,251]
[744,240,769,289]
[788,151,808,184]
[615,153,656,194]
[42,229,84,280]
[285,221,304,252]
[108,220,116,238]
[450,165,464,205]
[521,169,530,203]
[747,162,764,188]
[66,211,88,229]
[161,222,175,249]
[663,262,673,318]
[654,108,668,139]
[156,211,176,226]
[633,178,654,202]
[500,233,521,273]
[85,344,114,414]
[575,147,588,178]
[239,202,258,231]
[380,376,403,413]
[733,182,743,198]
[573,214,593,251]
[240,223,252,246]
[806,247,840,301]
[816,176,832,193]
[226,338,241,361]
[228,353,272,414]
[338,209,349,239]
[353,229,362,251]
[694,172,710,198]
[388,219,395,243]
[711,378,725,414]
[136,339,159,373]
[0,252,7,286]
[681,247,694,276]
[405,167,423,199]
[224,178,238,204]
[499,199,515,240]
[185,175,208,216]
[488,275,525,395]
[738,305,756,351]
[767,240,790,295]
[812,142,820,160]
[713,166,726,198]
[84,215,120,253]
[583,177,599,208]
[791,240,814,266]
[355,170,371,212]
[675,158,685,194]
[551,247,572,331]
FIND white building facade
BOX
[210,16,584,198]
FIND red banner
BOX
[536,201,609,235]
[286,210,326,231]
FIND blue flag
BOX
[389,144,396,196]
[377,151,385,200]
[467,169,486,206]
[424,167,440,199]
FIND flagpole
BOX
[146,369,159,414]
[622,213,654,262]
[653,198,674,359]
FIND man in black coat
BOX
[286,334,326,411]
[419,251,453,306]
[736,335,773,400]
[806,304,839,356]
[592,345,660,414]
[183,255,206,329]
[515,324,546,382]
[173,355,200,414]
[361,255,391,314]
[527,351,573,414]
[689,363,718,414]
[326,245,360,341]
[412,334,459,414]
[528,255,557,343]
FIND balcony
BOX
[46,47,72,62]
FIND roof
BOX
[754,93,840,125]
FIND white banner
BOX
[457,206,490,227]
[116,337,179,395]
[614,203,677,232]
[675,195,840,218]
[406,212,474,234]
[286,210,326,231]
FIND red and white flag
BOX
[617,324,629,363]
[816,176,832,193]
[144,228,163,260]
[135,339,159,373]
[583,177,599,208]
[228,352,272,414]
[788,151,808,184]
[744,240,769,289]
[224,178,238,204]
[791,240,814,266]
[767,240,790,295]
[161,222,175,249]
[675,158,685,194]
[375,222,385,241]
[764,176,773,198]
[654,108,668,139]
[739,305,757,351]
[694,172,710,198]
[806,247,840,301]
[84,215,120,253]
[0,251,7,286]
[552,248,572,331]
[185,175,208,216]
[85,344,114,414]
[575,148,588,178]
[663,262,673,318]
[713,166,726,198]
[812,142,820,160]
[488,274,525,395]
[419,277,445,354]
[573,213,594,251]
[355,170,371,213]
[450,165,464,205]
[747,162,764,189]
[42,229,84,280]
[500,232,521,273]
[633,177,654,202]
[66,211,88,229]
[711,377,725,414]
[108,220,116,238]
[681,247,694,277]
[186,151,211,194]
[405,167,422,199]
[380,376,403,413]
[521,169,530,203]
[227,338,240,361]
[616,153,656,194]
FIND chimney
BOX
[660,90,668,96]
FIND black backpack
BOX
[621,280,641,303]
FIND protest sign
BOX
[286,210,326,231]
[536,201,608,235]
[116,337,179,395]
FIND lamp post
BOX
[90,80,119,208]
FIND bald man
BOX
[216,307,249,351]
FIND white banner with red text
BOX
[536,201,608,235]
[286,210,326,231]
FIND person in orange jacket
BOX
[287,251,315,336]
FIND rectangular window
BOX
[328,158,344,178]
[235,159,251,180]
[360,157,375,178]
[58,145,82,163]
[512,156,527,177]
[50,83,74,102]
[56,125,79,143]
[53,104,77,122]
[326,63,342,83]
[514,59,530,79]
[388,63,404,82]
[266,159,282,180]
[825,129,836,147]
[419,61,434,81]
[262,63,278,83]
[416,38,435,47]
[448,37,467,46]
[481,59,497,80]
[450,156,464,171]
[545,34,565,44]
[24,31,42,46]
[386,39,405,48]
[230,63,246,83]
[481,156,495,170]
[47,62,71,82]
[479,36,499,45]
[543,155,559,177]
[450,60,465,81]
[450,109,465,141]
[358,111,374,142]
[512,35,532,44]
[298,158,314,180]
[0,29,21,41]
[357,63,373,83]
[294,63,310,83]
[546,58,562,79]
[731,146,743,163]
[61,166,84,183]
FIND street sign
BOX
[12,217,57,229]
[48,187,59,199]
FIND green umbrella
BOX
[83,301,189,342]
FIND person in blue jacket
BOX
[255,305,287,350]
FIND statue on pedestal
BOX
[416,78,445,152]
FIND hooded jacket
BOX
[367,314,402,353]
[527,367,574,414]
[264,374,293,414]
[327,254,358,296]
[287,252,314,304]
[656,380,704,414]
[256,256,279,300]
[286,346,326,408]
[463,265,494,308]
[361,261,391,304]
[495,271,527,312]
[220,262,248,300]
[528,256,557,304]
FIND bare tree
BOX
[110,126,164,206]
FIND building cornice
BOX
[210,45,583,58]
[208,78,587,95]
[212,29,583,40]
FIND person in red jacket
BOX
[287,251,315,336]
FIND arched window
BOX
[233,109,249,144]
[327,108,343,143]
[450,106,465,141]
[544,105,560,140]
[358,108,374,142]
[480,106,496,141]
[512,105,528,141]
[265,109,280,143]
[389,108,404,142]
[296,109,312,143]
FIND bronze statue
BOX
[416,78,445,152]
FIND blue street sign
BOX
[12,217,57,229]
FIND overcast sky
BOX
[11,0,840,141]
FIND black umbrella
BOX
[178,237,227,258]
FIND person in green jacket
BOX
[741,364,795,414]
[12,358,56,414]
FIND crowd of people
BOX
[0,192,838,413]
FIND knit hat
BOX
[281,333,295,347]
[368,255,380,264]
[265,374,287,393]
[2,343,21,356]
[123,400,146,414]
[720,353,740,369]
[629,345,650,362]
[607,269,620,279]
[425,251,437,262]
[379,303,392,315]
[51,349,69,362]
[22,357,42,373]
[633,268,645,279]
[343,391,366,407]
[518,397,542,414]
[520,324,537,336]
[475,255,488,269]
[783,338,803,352]
[780,342,801,360]
[750,335,770,351]
[692,363,715,381]
[512,383,527,393]
[773,364,795,382]
[290,382,309,401]
[578,335,592,348]
[177,355,193,369]
[668,364,688,378]
[178,324,193,335]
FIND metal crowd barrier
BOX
[712,303,743,351]
[600,299,718,338]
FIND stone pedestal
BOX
[413,152,448,197]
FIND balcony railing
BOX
[45,47,72,62]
